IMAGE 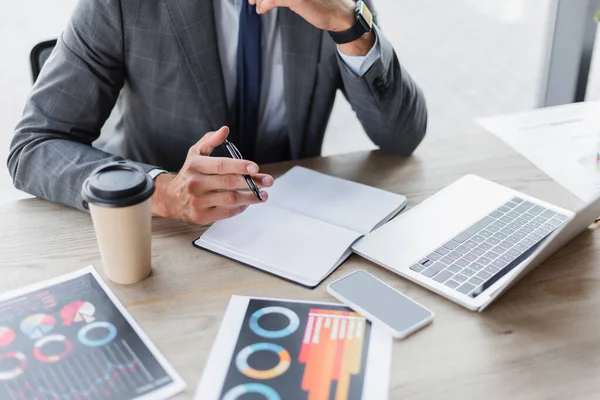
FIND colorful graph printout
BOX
[195,296,392,400]
[0,267,185,400]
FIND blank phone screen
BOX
[330,271,432,333]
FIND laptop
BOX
[352,175,600,311]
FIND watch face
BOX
[358,1,373,29]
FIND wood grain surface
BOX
[1,131,599,399]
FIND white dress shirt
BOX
[150,0,381,175]
[213,0,381,157]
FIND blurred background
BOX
[2,0,599,203]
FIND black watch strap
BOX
[329,1,373,45]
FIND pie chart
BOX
[20,314,55,340]
[61,301,96,326]
[0,327,15,347]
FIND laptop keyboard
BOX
[410,197,569,297]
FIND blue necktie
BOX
[236,1,261,160]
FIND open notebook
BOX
[193,167,406,287]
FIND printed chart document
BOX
[0,267,185,400]
[194,167,407,287]
[195,296,393,400]
[477,101,600,202]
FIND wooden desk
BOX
[2,131,600,399]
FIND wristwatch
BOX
[329,1,374,45]
[148,168,168,180]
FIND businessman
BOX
[8,0,427,226]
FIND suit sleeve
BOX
[337,1,428,156]
[7,0,158,211]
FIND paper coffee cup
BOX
[82,161,155,284]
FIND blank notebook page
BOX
[267,167,406,234]
[200,204,362,280]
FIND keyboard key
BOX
[522,213,536,221]
[485,251,500,260]
[499,240,514,249]
[480,230,494,238]
[499,216,513,224]
[440,256,455,265]
[491,220,507,229]
[526,221,541,229]
[506,211,520,219]
[455,259,470,268]
[507,248,521,258]
[457,283,475,295]
[486,237,501,245]
[464,240,479,249]
[443,240,460,250]
[411,264,426,272]
[541,210,557,219]
[508,222,522,230]
[421,259,433,267]
[554,213,568,221]
[499,253,515,263]
[478,256,493,265]
[462,268,476,277]
[449,251,463,259]
[498,205,511,213]
[422,263,446,277]
[514,217,528,225]
[533,216,548,224]
[512,197,524,204]
[520,238,536,247]
[514,201,534,213]
[529,232,544,241]
[471,247,486,256]
[435,247,450,255]
[528,205,546,215]
[546,218,562,227]
[512,231,527,240]
[453,216,495,243]
[491,245,507,255]
[433,270,453,283]
[491,259,508,269]
[520,226,534,234]
[503,201,518,209]
[454,274,468,283]
[485,265,500,274]
[428,252,441,261]
[445,280,460,289]
[500,227,515,235]
[513,243,530,252]
[456,245,471,254]
[462,253,477,262]
[470,262,485,271]
[486,225,500,233]
[477,270,493,280]
[478,242,493,251]
[446,264,462,273]
[489,210,504,219]
[493,232,508,240]
[472,234,486,243]
[469,276,485,285]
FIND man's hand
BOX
[254,0,376,56]
[151,126,273,225]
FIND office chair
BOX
[30,39,57,83]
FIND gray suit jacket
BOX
[8,0,427,212]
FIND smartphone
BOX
[327,270,434,339]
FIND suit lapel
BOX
[163,0,229,130]
[279,9,322,159]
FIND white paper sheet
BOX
[195,296,392,400]
[477,101,600,202]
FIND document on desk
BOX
[194,166,407,287]
[195,295,392,400]
[477,101,600,202]
[0,266,185,400]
